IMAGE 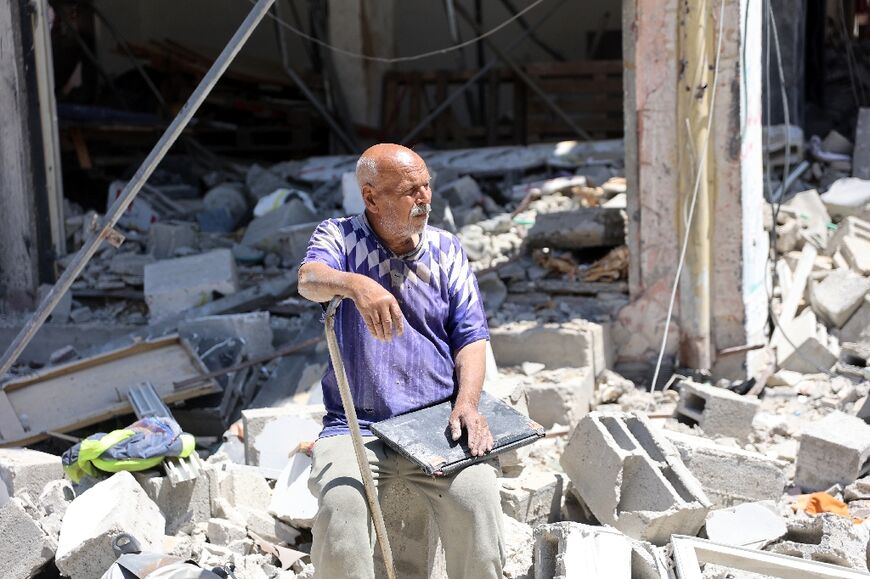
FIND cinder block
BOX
[524,367,594,429]
[766,513,870,571]
[141,472,211,535]
[148,221,198,259]
[810,269,870,328]
[500,470,564,527]
[534,522,631,579]
[0,498,55,579]
[144,249,239,321]
[241,198,317,250]
[674,379,760,440]
[490,319,609,376]
[560,412,710,545]
[663,430,787,508]
[207,517,248,546]
[179,312,275,359]
[56,471,165,579]
[795,411,870,491]
[774,308,838,373]
[240,405,324,471]
[0,448,63,500]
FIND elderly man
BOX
[298,143,504,579]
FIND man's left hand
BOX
[449,403,494,457]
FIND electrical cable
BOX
[650,0,726,393]
[251,0,546,63]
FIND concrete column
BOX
[0,0,41,312]
[327,0,396,128]
[617,0,766,379]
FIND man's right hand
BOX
[351,276,404,341]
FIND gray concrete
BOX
[526,208,626,249]
[523,367,594,429]
[489,319,610,376]
[140,472,211,535]
[499,471,564,527]
[663,430,787,508]
[207,517,248,545]
[674,380,760,440]
[265,221,320,261]
[0,498,55,579]
[0,321,142,367]
[809,269,870,328]
[179,311,274,358]
[795,411,870,491]
[240,405,324,471]
[705,502,787,548]
[241,198,317,250]
[853,108,870,180]
[502,514,534,579]
[534,522,631,579]
[560,412,710,545]
[766,513,870,572]
[148,221,198,259]
[56,471,165,579]
[774,308,838,373]
[0,448,63,499]
[208,462,272,519]
[144,249,239,321]
[839,295,870,343]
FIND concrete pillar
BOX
[327,0,396,128]
[0,0,41,312]
[617,0,767,378]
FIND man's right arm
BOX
[298,261,404,341]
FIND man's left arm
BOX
[449,339,494,457]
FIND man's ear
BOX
[362,184,378,213]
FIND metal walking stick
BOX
[323,297,397,579]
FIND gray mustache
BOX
[411,203,431,217]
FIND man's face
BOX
[364,152,432,241]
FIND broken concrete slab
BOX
[207,517,248,546]
[439,175,482,209]
[148,221,198,259]
[783,189,830,241]
[839,294,870,344]
[0,498,56,579]
[56,471,165,579]
[0,448,63,499]
[144,249,240,321]
[809,269,870,328]
[240,405,324,472]
[766,513,870,572]
[269,452,318,529]
[774,308,839,373]
[524,368,594,430]
[500,470,564,527]
[534,522,631,579]
[262,221,319,261]
[179,312,274,359]
[824,215,870,256]
[241,198,317,249]
[840,235,870,274]
[662,430,787,508]
[38,478,75,519]
[527,208,625,249]
[140,472,211,535]
[704,502,787,549]
[821,178,870,221]
[674,379,760,440]
[502,514,534,579]
[795,411,870,491]
[208,462,272,519]
[489,319,610,376]
[560,412,710,545]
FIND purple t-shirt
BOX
[302,213,490,438]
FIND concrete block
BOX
[502,514,534,579]
[500,470,564,527]
[38,479,75,518]
[38,283,72,323]
[490,319,609,375]
[241,198,317,250]
[0,448,63,499]
[179,312,275,359]
[766,513,870,571]
[207,517,248,545]
[841,235,870,274]
[144,249,239,321]
[825,216,870,256]
[234,506,300,546]
[240,405,324,471]
[56,471,165,579]
[0,498,55,579]
[774,308,839,373]
[439,175,481,209]
[821,178,870,221]
[148,221,198,259]
[141,473,211,535]
[839,295,870,343]
[208,463,272,518]
[705,502,787,548]
[560,412,710,545]
[674,380,760,440]
[662,430,787,508]
[810,269,870,328]
[795,411,870,490]
[269,452,318,529]
[527,208,626,249]
[524,367,594,429]
[108,252,155,278]
[534,522,631,579]
[267,220,319,261]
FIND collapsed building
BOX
[1,0,870,578]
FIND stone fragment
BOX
[502,514,533,579]
[810,269,870,328]
[841,235,870,274]
[141,473,211,535]
[208,463,272,518]
[56,471,165,579]
[527,208,625,249]
[774,308,838,373]
[234,506,300,546]
[663,430,787,508]
[241,405,323,471]
[0,498,55,579]
[674,379,760,440]
[179,312,274,359]
[38,283,72,322]
[523,367,594,429]
[534,522,631,579]
[0,448,63,499]
[144,249,239,321]
[560,412,710,545]
[38,479,75,518]
[766,513,870,571]
[825,215,870,256]
[854,108,870,179]
[269,453,318,529]
[500,470,564,527]
[795,411,870,491]
[704,502,787,548]
[108,252,155,278]
[439,175,481,209]
[241,198,317,250]
[839,295,870,343]
[148,221,198,259]
[489,319,609,376]
[265,221,319,261]
[821,177,870,220]
[207,517,248,545]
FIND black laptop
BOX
[370,391,545,476]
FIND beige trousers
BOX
[308,435,505,579]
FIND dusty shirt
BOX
[302,213,489,438]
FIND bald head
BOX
[356,143,425,188]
